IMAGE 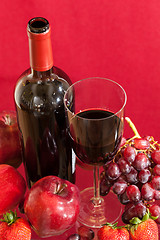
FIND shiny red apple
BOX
[0,111,22,168]
[0,164,26,215]
[24,176,80,237]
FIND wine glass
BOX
[64,77,127,228]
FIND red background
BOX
[1,0,160,239]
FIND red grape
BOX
[100,176,111,196]
[118,175,127,182]
[144,135,152,141]
[120,137,127,147]
[151,176,160,190]
[149,204,160,224]
[133,152,149,171]
[126,167,138,184]
[119,191,130,205]
[66,234,80,240]
[106,162,121,180]
[154,190,160,200]
[112,180,127,195]
[138,169,151,184]
[153,164,160,176]
[78,226,94,239]
[123,146,136,164]
[122,203,136,223]
[122,201,147,224]
[134,138,150,150]
[151,150,160,164]
[117,157,131,175]
[135,201,147,219]
[126,185,141,202]
[141,183,155,201]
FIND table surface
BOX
[1,0,160,238]
[18,163,126,240]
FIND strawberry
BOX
[127,209,159,240]
[0,210,31,240]
[97,222,130,240]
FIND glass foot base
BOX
[78,187,122,228]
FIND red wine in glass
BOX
[70,109,122,165]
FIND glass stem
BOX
[93,166,102,205]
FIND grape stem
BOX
[125,117,156,150]
[125,117,141,139]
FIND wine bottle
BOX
[14,17,75,187]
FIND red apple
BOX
[0,164,26,215]
[0,111,22,168]
[24,176,80,237]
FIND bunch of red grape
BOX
[100,118,160,224]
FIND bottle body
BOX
[15,67,75,187]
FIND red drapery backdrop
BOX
[1,0,160,239]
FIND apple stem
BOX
[3,115,12,126]
[56,183,67,195]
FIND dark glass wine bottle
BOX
[14,17,75,187]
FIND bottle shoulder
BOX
[14,67,71,113]
[16,66,71,85]
[53,66,72,86]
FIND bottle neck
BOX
[31,68,53,78]
[27,25,54,72]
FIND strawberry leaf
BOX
[130,225,136,235]
[130,217,142,225]
[150,215,158,220]
[102,222,126,229]
[142,211,149,222]
[0,210,19,225]
[149,210,158,221]
[102,222,118,228]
